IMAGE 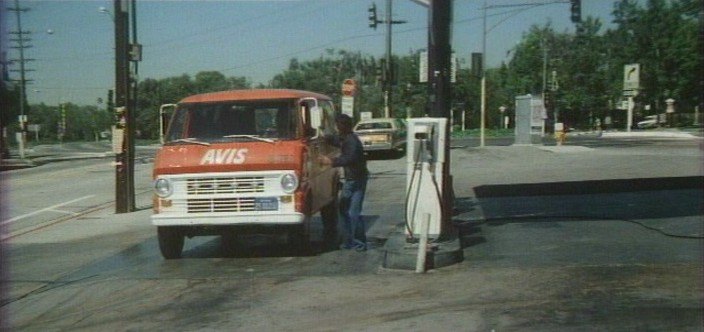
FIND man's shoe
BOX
[353,240,367,252]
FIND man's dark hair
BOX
[335,114,353,129]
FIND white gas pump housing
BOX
[405,118,447,239]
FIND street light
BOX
[98,6,114,21]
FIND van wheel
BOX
[221,231,238,256]
[321,195,339,244]
[157,226,184,259]
[288,222,310,254]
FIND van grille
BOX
[187,177,264,195]
[186,197,256,213]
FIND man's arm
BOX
[331,137,358,167]
[323,134,341,147]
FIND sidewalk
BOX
[601,130,700,138]
[577,127,703,138]
[0,142,160,171]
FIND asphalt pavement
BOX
[3,128,704,330]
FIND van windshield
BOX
[165,99,298,143]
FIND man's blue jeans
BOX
[339,178,367,247]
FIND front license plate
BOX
[254,197,278,211]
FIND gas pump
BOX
[405,118,447,240]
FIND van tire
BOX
[157,226,184,259]
[289,195,312,254]
[221,231,238,256]
[321,194,339,243]
[288,223,310,254]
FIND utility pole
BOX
[129,0,140,209]
[8,0,34,159]
[480,1,486,147]
[368,0,405,118]
[427,0,453,226]
[384,0,392,118]
[114,0,136,213]
[478,1,580,146]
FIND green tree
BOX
[609,0,700,116]
[135,72,251,139]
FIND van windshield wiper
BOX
[223,134,276,144]
[169,138,211,146]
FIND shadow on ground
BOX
[453,176,704,248]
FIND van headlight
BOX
[280,173,298,194]
[154,178,173,198]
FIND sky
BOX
[4,0,621,106]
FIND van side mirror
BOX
[310,106,322,130]
[159,103,177,144]
[305,127,317,137]
[307,105,322,137]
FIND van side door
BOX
[300,98,325,213]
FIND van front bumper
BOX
[151,212,305,227]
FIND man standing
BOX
[319,114,369,251]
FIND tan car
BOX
[354,118,406,154]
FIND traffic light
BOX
[107,89,114,112]
[570,0,581,23]
[368,3,378,29]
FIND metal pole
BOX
[384,0,392,118]
[428,0,453,230]
[415,213,430,273]
[542,39,547,97]
[127,0,138,209]
[462,109,466,131]
[480,1,486,147]
[12,0,27,158]
[61,103,66,143]
[626,96,633,132]
[114,0,132,213]
[542,39,548,136]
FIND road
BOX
[2,135,703,330]
[1,148,155,239]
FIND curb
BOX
[0,159,36,171]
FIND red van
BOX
[152,89,340,259]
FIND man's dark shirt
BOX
[326,132,368,180]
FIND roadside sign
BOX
[419,51,457,83]
[112,128,124,154]
[341,79,357,97]
[623,89,639,97]
[341,96,354,117]
[531,97,547,127]
[623,63,640,93]
[419,51,428,83]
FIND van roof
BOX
[179,89,331,104]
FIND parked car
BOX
[353,118,406,154]
[637,115,661,129]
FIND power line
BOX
[143,1,340,53]
[216,31,381,74]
